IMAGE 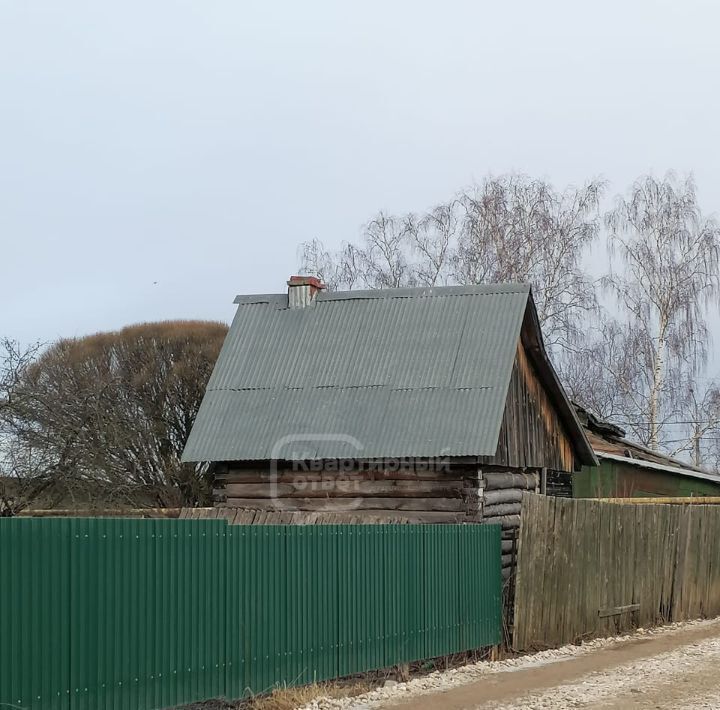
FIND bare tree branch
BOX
[298,174,605,353]
[601,173,720,450]
[4,322,227,511]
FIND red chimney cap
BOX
[287,275,325,289]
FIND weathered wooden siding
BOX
[513,493,720,651]
[483,342,576,473]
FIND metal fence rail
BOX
[0,519,501,710]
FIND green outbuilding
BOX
[573,405,720,499]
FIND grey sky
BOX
[2,0,719,345]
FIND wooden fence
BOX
[18,507,182,518]
[513,493,720,650]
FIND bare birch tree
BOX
[454,176,604,349]
[360,212,416,288]
[406,204,457,286]
[298,238,343,292]
[299,174,604,352]
[679,382,720,466]
[560,318,640,425]
[299,214,415,291]
[598,174,720,450]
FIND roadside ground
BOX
[301,618,720,710]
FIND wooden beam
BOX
[482,502,522,518]
[223,496,469,513]
[483,472,539,491]
[594,497,720,505]
[481,514,521,528]
[598,603,640,618]
[483,489,523,505]
[223,469,476,482]
[220,480,470,498]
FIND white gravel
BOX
[298,618,720,710]
[492,633,720,709]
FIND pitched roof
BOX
[576,405,720,483]
[182,284,592,463]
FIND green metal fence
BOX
[0,519,501,710]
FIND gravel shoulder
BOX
[301,617,720,710]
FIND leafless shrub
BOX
[0,338,50,515]
[5,321,227,511]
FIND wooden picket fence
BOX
[513,493,720,650]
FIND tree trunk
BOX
[649,317,668,451]
[692,424,702,467]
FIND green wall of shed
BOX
[573,460,720,498]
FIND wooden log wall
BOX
[214,464,541,537]
[513,493,720,651]
[479,470,539,581]
[479,471,539,525]
[214,464,484,524]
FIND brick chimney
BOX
[287,275,325,308]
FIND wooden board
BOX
[222,496,468,512]
[219,479,471,498]
[513,494,720,651]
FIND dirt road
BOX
[382,619,720,710]
[302,618,720,710]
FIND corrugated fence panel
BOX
[336,526,381,677]
[0,518,71,710]
[459,525,498,651]
[0,520,501,709]
[62,518,228,710]
[383,526,423,666]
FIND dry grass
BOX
[245,680,374,710]
[179,651,497,709]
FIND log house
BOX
[183,278,597,549]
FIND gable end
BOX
[483,341,576,472]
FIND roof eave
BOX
[597,452,720,483]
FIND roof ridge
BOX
[319,283,531,303]
[211,384,496,393]
[231,284,532,306]
[233,294,285,305]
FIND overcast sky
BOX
[2,0,720,344]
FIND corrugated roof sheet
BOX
[585,429,719,479]
[596,452,720,483]
[182,284,531,462]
